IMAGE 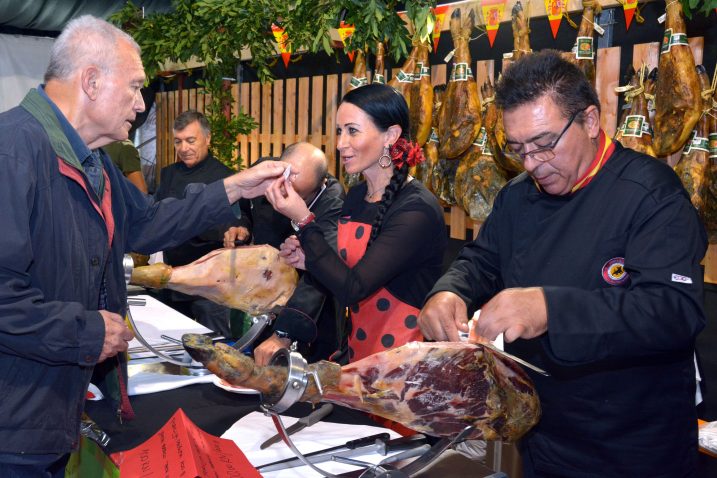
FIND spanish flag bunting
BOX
[271,24,291,68]
[431,5,449,53]
[622,0,638,30]
[338,22,357,62]
[482,0,506,47]
[544,0,565,39]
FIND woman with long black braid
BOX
[266,83,446,363]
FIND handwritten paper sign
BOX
[111,408,260,478]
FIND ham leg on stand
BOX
[184,335,541,441]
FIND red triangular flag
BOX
[338,22,357,62]
[271,24,291,69]
[432,5,449,53]
[482,0,506,48]
[545,0,564,39]
[623,0,637,30]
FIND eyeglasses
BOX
[503,110,581,163]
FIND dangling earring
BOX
[378,145,392,169]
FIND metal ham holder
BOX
[122,254,278,371]
[259,347,476,478]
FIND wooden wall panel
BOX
[272,80,284,157]
[310,75,324,149]
[596,46,621,138]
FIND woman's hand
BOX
[279,235,306,270]
[265,176,310,224]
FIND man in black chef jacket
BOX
[154,110,252,336]
[419,50,707,478]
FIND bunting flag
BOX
[271,24,291,68]
[622,0,638,30]
[544,0,566,39]
[337,22,357,62]
[482,0,507,47]
[431,5,449,53]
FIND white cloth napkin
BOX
[222,411,401,478]
[127,372,215,396]
[699,421,717,454]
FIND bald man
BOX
[225,142,345,364]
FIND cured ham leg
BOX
[373,42,386,85]
[408,41,433,146]
[130,245,298,315]
[653,1,701,156]
[615,66,657,157]
[437,8,482,159]
[183,335,541,441]
[674,65,712,214]
[349,49,368,90]
[562,0,601,85]
[511,1,531,61]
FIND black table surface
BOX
[85,382,379,454]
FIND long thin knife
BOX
[256,433,428,473]
[484,343,550,376]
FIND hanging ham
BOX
[511,1,531,61]
[437,8,482,159]
[653,1,701,156]
[615,66,657,157]
[702,81,717,243]
[674,65,712,214]
[562,0,601,85]
[349,49,368,90]
[130,245,298,315]
[373,41,386,85]
[388,43,422,107]
[409,41,434,146]
[183,335,541,441]
[412,84,445,193]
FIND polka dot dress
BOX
[338,218,423,363]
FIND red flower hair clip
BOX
[389,138,425,169]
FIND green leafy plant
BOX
[110,0,436,167]
[680,0,717,18]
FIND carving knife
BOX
[259,403,334,449]
[256,433,428,473]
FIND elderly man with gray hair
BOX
[0,15,284,475]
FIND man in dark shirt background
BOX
[154,110,251,336]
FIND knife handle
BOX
[346,432,390,449]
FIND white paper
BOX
[128,372,215,396]
[223,411,401,478]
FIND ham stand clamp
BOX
[258,348,476,478]
[122,255,206,372]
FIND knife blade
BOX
[483,342,550,377]
[257,433,428,473]
[256,432,390,472]
[259,403,334,449]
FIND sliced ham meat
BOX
[130,245,298,315]
[183,335,541,441]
